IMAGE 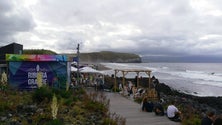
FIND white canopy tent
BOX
[80,66,103,74]
[71,66,103,73]
[71,66,77,72]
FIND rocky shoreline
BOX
[103,74,222,123]
[155,81,222,113]
[137,76,222,124]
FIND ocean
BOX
[101,63,222,97]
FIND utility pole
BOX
[76,44,80,86]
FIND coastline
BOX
[95,63,111,70]
[101,72,222,123]
[80,62,222,123]
[99,62,222,97]
[81,62,111,71]
[94,62,222,105]
[98,62,222,112]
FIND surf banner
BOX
[8,61,67,90]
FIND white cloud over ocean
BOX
[1,0,222,57]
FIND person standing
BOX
[118,82,123,92]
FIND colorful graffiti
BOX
[8,61,67,90]
[6,54,67,62]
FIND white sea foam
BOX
[168,70,222,82]
[101,62,222,96]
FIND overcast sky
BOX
[1,0,222,57]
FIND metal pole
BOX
[76,44,80,86]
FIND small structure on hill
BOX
[0,43,23,78]
[0,43,23,64]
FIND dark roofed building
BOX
[0,43,23,64]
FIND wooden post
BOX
[145,71,151,90]
[149,73,151,90]
[122,71,128,87]
[114,70,117,92]
[136,72,139,87]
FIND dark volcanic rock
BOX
[155,80,222,115]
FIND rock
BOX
[8,113,12,117]
[36,108,44,114]
[0,116,7,121]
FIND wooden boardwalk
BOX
[105,92,181,125]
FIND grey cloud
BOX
[0,1,35,44]
[56,1,222,56]
[1,0,221,59]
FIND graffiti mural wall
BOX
[6,54,68,90]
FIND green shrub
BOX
[59,90,72,99]
[102,112,126,125]
[32,87,53,104]
[134,97,143,103]
[23,49,57,54]
[0,102,10,113]
[74,88,86,95]
[102,118,117,125]
[44,119,64,125]
[182,117,201,125]
[85,101,106,113]
[72,96,79,102]
[63,98,73,106]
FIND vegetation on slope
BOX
[23,49,141,62]
[67,51,141,63]
[0,87,125,125]
[23,49,57,55]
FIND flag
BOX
[73,57,79,62]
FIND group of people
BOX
[141,96,222,124]
[141,96,165,116]
[118,81,146,98]
[141,97,182,122]
[70,72,104,90]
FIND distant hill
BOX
[23,49,141,63]
[66,51,141,63]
